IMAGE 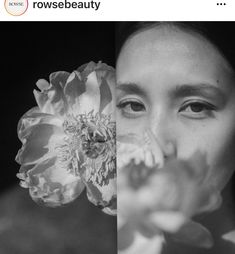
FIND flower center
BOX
[62,111,116,185]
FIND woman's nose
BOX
[148,113,177,163]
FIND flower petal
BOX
[71,61,115,116]
[77,61,114,81]
[102,205,117,216]
[17,107,63,141]
[76,71,101,114]
[21,157,85,207]
[63,71,86,113]
[149,212,187,233]
[49,71,70,89]
[99,77,113,113]
[16,109,65,165]
[77,61,97,79]
[119,232,164,254]
[85,177,117,215]
[33,71,70,116]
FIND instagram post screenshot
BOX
[1,1,235,254]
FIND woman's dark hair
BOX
[116,22,235,71]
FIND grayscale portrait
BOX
[116,22,235,254]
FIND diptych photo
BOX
[1,21,235,254]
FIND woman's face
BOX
[116,26,235,190]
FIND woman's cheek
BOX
[177,119,235,190]
[117,114,146,137]
[207,126,235,190]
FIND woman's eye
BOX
[179,101,216,119]
[117,100,146,118]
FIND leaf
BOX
[171,220,214,248]
[222,230,235,244]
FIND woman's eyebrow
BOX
[116,83,147,97]
[173,83,226,105]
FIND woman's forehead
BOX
[117,26,232,77]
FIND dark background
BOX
[0,22,116,254]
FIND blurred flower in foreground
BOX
[16,62,116,215]
[117,131,222,253]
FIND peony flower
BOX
[16,61,116,215]
[117,131,222,253]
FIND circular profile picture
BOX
[5,0,28,16]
